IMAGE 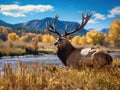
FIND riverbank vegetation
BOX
[0,19,120,57]
[0,58,120,90]
[0,40,119,57]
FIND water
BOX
[0,52,120,68]
[0,54,63,68]
[109,52,120,58]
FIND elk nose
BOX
[54,42,58,46]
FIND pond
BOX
[0,52,120,68]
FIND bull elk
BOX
[46,12,113,68]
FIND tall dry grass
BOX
[0,41,57,56]
[0,41,27,56]
[0,58,120,90]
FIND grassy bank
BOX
[0,41,56,57]
[0,41,120,57]
[0,58,120,90]
[0,48,26,57]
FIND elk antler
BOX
[46,15,61,36]
[63,12,92,36]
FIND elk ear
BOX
[57,36,61,39]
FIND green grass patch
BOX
[38,48,56,54]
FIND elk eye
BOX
[58,38,63,42]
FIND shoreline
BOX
[0,53,55,59]
[0,52,120,59]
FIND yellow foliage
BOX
[71,36,87,45]
[32,34,42,42]
[25,32,36,36]
[21,33,36,42]
[103,34,110,46]
[42,34,56,43]
[79,36,87,45]
[20,35,29,42]
[71,36,81,45]
[86,30,105,45]
[109,19,120,47]
[7,33,20,41]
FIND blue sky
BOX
[0,0,120,30]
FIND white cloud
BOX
[80,12,105,24]
[85,12,106,24]
[93,13,106,20]
[78,19,97,24]
[0,4,54,17]
[88,19,98,24]
[107,6,120,18]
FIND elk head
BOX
[46,12,92,49]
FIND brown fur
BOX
[55,37,113,68]
[46,14,113,68]
[91,50,113,68]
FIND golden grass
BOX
[0,48,25,56]
[0,41,57,56]
[38,42,57,54]
[0,58,120,90]
[0,41,120,56]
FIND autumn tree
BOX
[86,30,105,45]
[20,33,36,42]
[79,36,87,45]
[7,33,20,41]
[71,36,81,45]
[32,34,42,42]
[42,34,55,43]
[103,34,110,47]
[71,36,87,45]
[20,35,29,42]
[109,19,120,47]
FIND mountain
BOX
[0,17,88,35]
[87,28,95,31]
[0,20,14,27]
[15,18,53,31]
[101,28,109,34]
[14,17,88,35]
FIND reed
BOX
[0,58,120,90]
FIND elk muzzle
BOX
[54,42,58,46]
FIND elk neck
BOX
[57,41,75,66]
